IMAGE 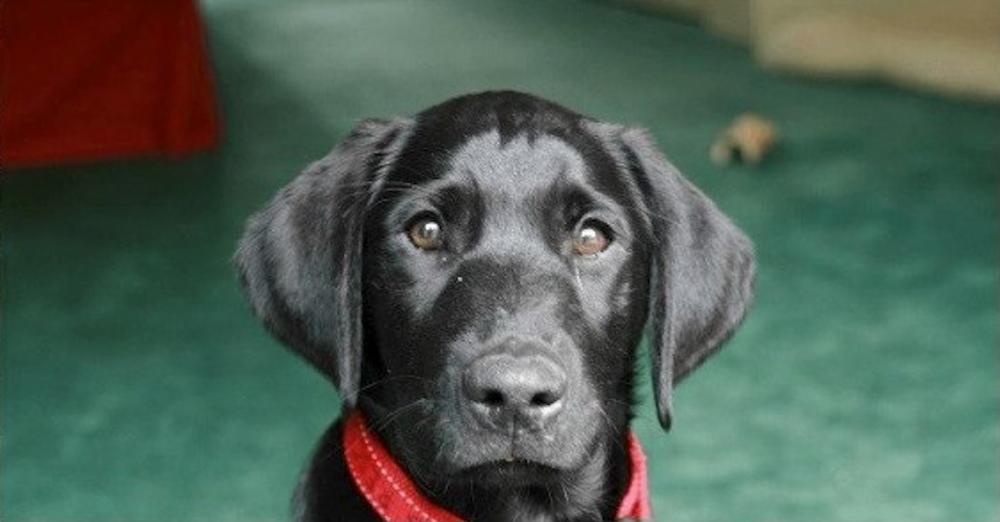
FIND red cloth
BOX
[343,410,653,521]
[1,1,220,168]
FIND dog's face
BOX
[362,124,652,483]
[236,92,754,494]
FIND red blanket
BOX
[1,1,220,168]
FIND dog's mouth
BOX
[453,459,563,486]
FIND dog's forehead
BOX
[444,130,589,193]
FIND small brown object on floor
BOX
[711,113,778,166]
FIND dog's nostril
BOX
[530,390,559,407]
[482,389,505,407]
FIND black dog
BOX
[236,91,754,521]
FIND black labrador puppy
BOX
[235,91,754,522]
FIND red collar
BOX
[343,410,652,521]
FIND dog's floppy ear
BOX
[234,118,412,406]
[624,128,755,431]
[589,122,755,431]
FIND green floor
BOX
[2,1,997,520]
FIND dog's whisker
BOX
[354,374,432,395]
[591,401,623,438]
[370,399,430,434]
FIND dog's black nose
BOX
[462,352,567,432]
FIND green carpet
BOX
[2,1,997,520]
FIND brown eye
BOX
[572,221,610,256]
[408,217,442,250]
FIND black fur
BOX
[235,91,755,521]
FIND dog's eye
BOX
[572,221,611,257]
[408,217,442,251]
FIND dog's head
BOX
[236,91,753,490]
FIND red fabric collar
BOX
[343,410,652,521]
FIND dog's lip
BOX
[479,457,557,469]
[452,459,563,484]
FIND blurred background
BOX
[1,0,996,520]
